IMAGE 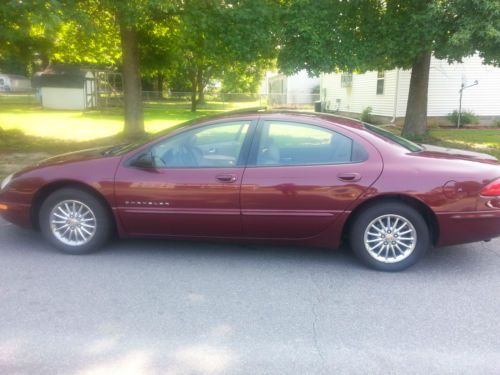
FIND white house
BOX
[0,73,31,92]
[320,55,500,123]
[33,65,97,110]
[263,70,320,107]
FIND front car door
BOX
[115,119,256,237]
[240,119,383,238]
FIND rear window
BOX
[363,123,423,152]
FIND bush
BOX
[493,119,500,128]
[361,106,373,123]
[447,110,479,126]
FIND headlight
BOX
[0,173,14,191]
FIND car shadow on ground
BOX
[2,223,496,275]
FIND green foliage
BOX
[279,0,500,76]
[0,0,57,75]
[221,61,272,94]
[278,0,500,137]
[447,110,480,126]
[360,106,373,123]
[162,0,278,109]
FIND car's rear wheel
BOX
[39,188,112,254]
[349,202,430,271]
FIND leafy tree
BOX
[49,0,178,137]
[0,0,56,76]
[279,0,500,137]
[220,60,273,94]
[169,0,278,111]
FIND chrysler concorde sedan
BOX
[1,111,500,271]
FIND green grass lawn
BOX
[0,100,261,141]
[0,100,263,154]
[428,128,500,157]
[377,125,500,159]
[1,101,499,161]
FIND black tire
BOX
[39,188,112,254]
[349,202,430,271]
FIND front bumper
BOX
[0,200,32,229]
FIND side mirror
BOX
[132,152,156,169]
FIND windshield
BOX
[102,123,194,156]
[363,123,423,152]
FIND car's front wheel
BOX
[39,188,112,254]
[349,202,430,271]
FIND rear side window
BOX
[255,121,367,166]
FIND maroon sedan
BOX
[1,111,500,271]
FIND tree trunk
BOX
[157,72,164,99]
[196,67,205,105]
[190,71,197,112]
[119,23,145,138]
[402,51,432,139]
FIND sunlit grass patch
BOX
[0,100,263,142]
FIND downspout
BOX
[391,68,400,123]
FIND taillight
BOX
[481,178,500,196]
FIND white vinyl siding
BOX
[320,70,399,116]
[320,54,500,118]
[427,55,500,116]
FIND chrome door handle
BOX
[216,174,238,183]
[337,172,361,182]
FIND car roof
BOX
[183,108,367,131]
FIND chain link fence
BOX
[1,90,321,111]
[0,91,39,105]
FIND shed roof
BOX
[0,74,30,80]
[32,65,93,89]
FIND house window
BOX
[341,72,353,88]
[376,71,384,95]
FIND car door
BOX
[240,119,383,239]
[115,119,256,237]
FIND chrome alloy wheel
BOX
[363,214,417,264]
[49,200,97,246]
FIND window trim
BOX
[125,119,258,169]
[376,70,385,95]
[247,119,367,168]
[341,72,353,88]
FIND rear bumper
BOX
[437,210,500,247]
[0,201,32,229]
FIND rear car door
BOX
[115,119,256,237]
[240,119,383,238]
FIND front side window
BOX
[255,121,366,166]
[151,121,250,168]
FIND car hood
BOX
[34,146,120,168]
[419,144,499,164]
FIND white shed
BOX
[33,66,97,110]
[0,73,32,92]
[320,55,500,123]
[265,70,320,107]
